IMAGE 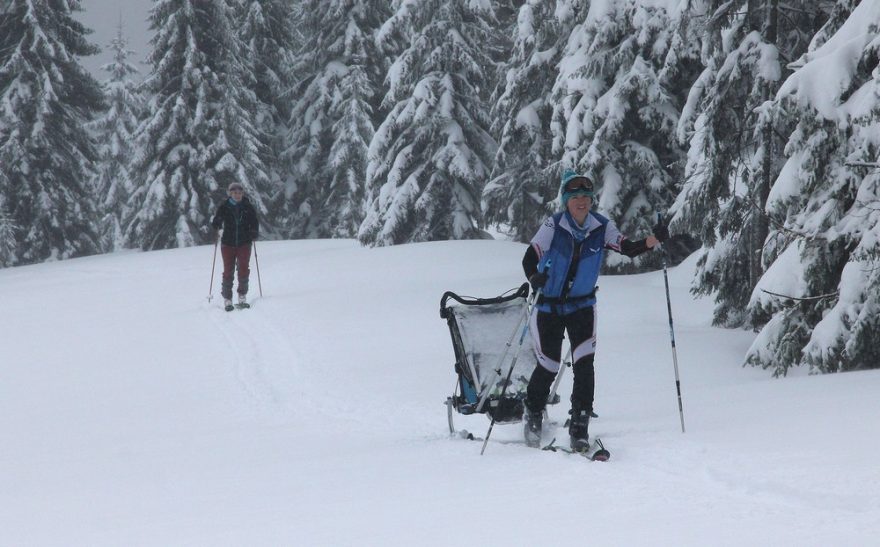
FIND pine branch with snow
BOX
[483,0,583,242]
[745,1,879,374]
[551,0,696,272]
[0,0,104,265]
[239,0,299,227]
[0,194,17,267]
[359,0,499,246]
[283,0,390,239]
[125,0,270,250]
[671,0,831,326]
[89,23,143,252]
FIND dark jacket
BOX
[212,196,259,247]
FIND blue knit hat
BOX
[559,169,595,205]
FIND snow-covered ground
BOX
[2,240,878,546]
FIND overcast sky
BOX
[75,0,153,81]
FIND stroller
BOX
[440,283,563,437]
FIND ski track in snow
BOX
[205,298,303,417]
[3,240,880,545]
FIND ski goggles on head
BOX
[563,177,595,201]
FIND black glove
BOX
[528,271,548,292]
[652,222,670,243]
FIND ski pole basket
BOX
[440,283,552,434]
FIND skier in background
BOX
[521,169,669,451]
[212,182,259,311]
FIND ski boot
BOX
[568,408,591,452]
[523,402,543,448]
[236,293,250,309]
[224,298,234,312]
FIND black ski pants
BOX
[526,305,596,413]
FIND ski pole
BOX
[547,345,571,406]
[546,344,598,418]
[481,287,541,455]
[475,304,530,414]
[658,213,686,433]
[253,240,263,298]
[208,237,219,302]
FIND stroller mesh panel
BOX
[448,298,535,422]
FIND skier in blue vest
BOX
[522,169,668,450]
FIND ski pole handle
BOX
[538,258,551,274]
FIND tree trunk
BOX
[750,0,779,288]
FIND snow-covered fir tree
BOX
[551,0,699,272]
[671,0,833,326]
[744,0,879,375]
[89,21,143,252]
[0,0,104,265]
[239,0,298,226]
[483,0,587,242]
[358,0,499,246]
[126,0,271,250]
[0,194,17,267]
[284,0,390,239]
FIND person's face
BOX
[229,188,243,199]
[567,193,592,219]
[564,178,593,221]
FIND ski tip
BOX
[591,449,611,462]
[456,430,476,441]
[540,437,558,451]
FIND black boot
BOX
[221,279,233,310]
[523,401,543,448]
[523,365,555,447]
[568,408,591,452]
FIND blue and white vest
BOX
[530,211,624,314]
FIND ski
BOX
[541,437,611,461]
[455,430,611,461]
[235,303,251,309]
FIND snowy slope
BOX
[2,240,878,546]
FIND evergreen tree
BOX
[744,0,878,375]
[90,21,143,252]
[483,0,586,242]
[239,0,298,228]
[0,194,17,267]
[551,0,699,272]
[0,0,104,265]
[671,0,833,326]
[359,0,499,246]
[284,0,389,239]
[126,0,270,250]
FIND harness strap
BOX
[538,285,598,306]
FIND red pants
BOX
[220,243,251,299]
